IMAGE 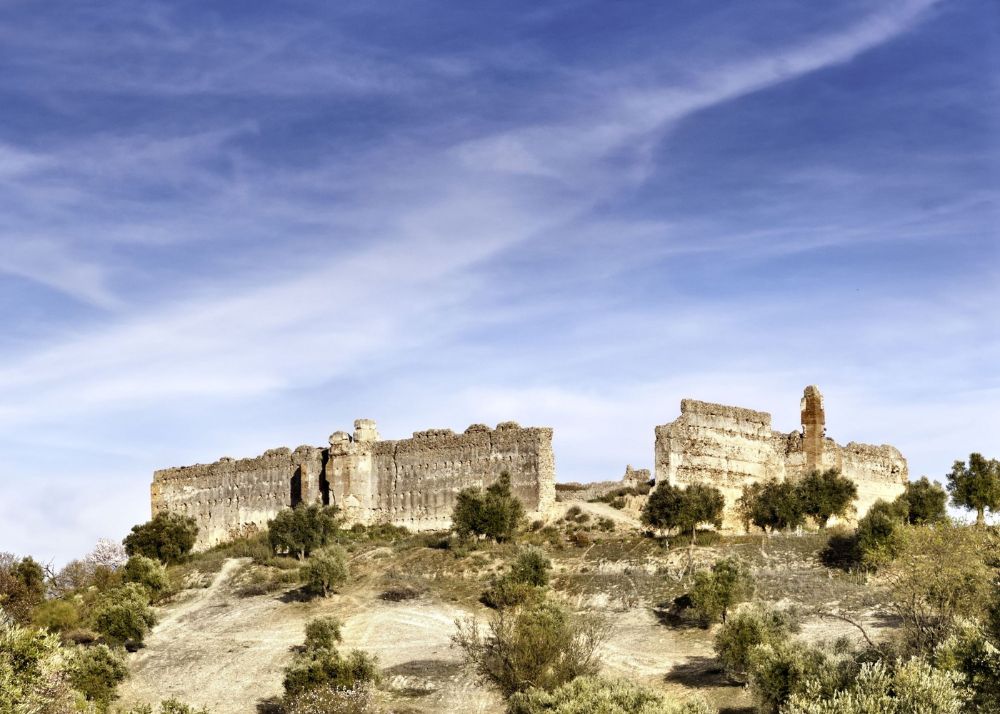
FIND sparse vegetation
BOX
[508,675,714,714]
[453,598,608,698]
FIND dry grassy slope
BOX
[118,508,894,714]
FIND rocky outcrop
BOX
[655,386,907,530]
[152,420,555,549]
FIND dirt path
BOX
[118,560,503,714]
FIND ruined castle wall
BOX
[656,400,787,529]
[153,421,556,548]
[151,446,324,549]
[361,423,555,531]
[654,388,908,531]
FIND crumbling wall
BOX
[655,400,788,530]
[556,465,652,502]
[151,446,324,548]
[654,387,908,531]
[152,420,555,549]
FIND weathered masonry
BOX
[655,386,908,530]
[152,420,556,549]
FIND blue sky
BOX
[0,0,996,564]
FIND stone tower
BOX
[800,385,826,471]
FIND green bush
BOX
[689,558,754,626]
[480,578,543,610]
[268,504,340,560]
[713,606,794,682]
[509,548,552,588]
[453,599,608,698]
[935,622,1000,713]
[282,649,380,697]
[124,513,199,564]
[747,641,844,714]
[32,599,81,633]
[303,617,342,652]
[452,472,525,543]
[122,556,170,601]
[300,547,348,598]
[783,658,967,714]
[508,675,715,714]
[0,612,78,713]
[91,583,156,646]
[69,643,129,711]
[855,499,909,570]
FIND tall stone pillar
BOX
[800,385,826,472]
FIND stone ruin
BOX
[655,385,908,530]
[151,420,556,549]
[150,385,907,547]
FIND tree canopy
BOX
[797,469,857,527]
[947,453,1000,525]
[123,512,198,564]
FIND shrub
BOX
[747,640,843,714]
[91,583,156,646]
[300,547,348,598]
[689,558,754,626]
[796,469,857,528]
[855,499,909,570]
[0,612,78,713]
[935,621,1000,713]
[509,548,552,588]
[69,643,129,711]
[597,517,616,532]
[124,513,198,564]
[453,599,608,698]
[784,658,967,714]
[714,606,794,682]
[884,523,994,654]
[122,556,170,601]
[268,505,339,560]
[283,649,380,697]
[480,578,542,610]
[32,599,81,633]
[452,472,525,543]
[303,617,342,652]
[508,675,714,714]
